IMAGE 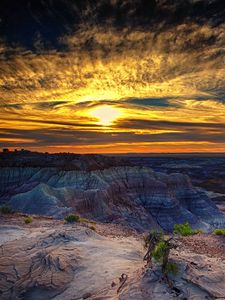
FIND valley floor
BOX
[0,214,225,299]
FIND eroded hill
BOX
[0,152,225,231]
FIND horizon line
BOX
[2,148,225,156]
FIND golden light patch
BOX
[90,105,122,126]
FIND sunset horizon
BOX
[1,0,225,153]
[2,147,225,154]
[1,2,225,298]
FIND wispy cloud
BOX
[0,0,225,152]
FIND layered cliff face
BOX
[0,165,224,231]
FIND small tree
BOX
[143,230,163,267]
[143,230,178,287]
[152,238,177,277]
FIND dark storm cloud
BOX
[1,0,225,49]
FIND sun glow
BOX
[90,105,122,126]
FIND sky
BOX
[0,0,225,153]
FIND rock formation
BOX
[0,221,143,300]
[1,217,225,300]
[1,161,225,231]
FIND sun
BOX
[90,105,122,126]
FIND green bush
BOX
[173,222,199,236]
[213,228,225,236]
[0,204,14,214]
[165,262,179,275]
[152,240,168,262]
[64,214,80,223]
[24,216,33,224]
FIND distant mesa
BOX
[2,148,30,153]
[0,150,225,232]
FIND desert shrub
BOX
[64,214,80,223]
[0,204,14,214]
[143,230,178,286]
[144,229,163,249]
[165,262,179,275]
[173,222,199,236]
[213,228,225,236]
[24,216,33,224]
[152,240,168,262]
[89,225,96,231]
[143,230,164,266]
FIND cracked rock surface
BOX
[0,216,225,300]
[0,218,143,300]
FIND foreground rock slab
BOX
[0,216,225,299]
[0,220,143,300]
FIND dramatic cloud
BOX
[0,0,225,153]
